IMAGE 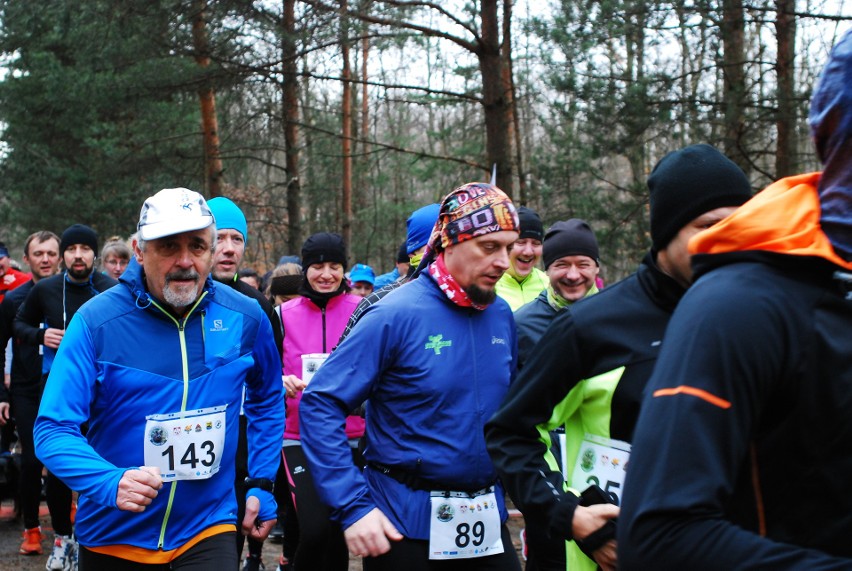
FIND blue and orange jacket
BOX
[622,37,852,567]
[34,259,284,562]
[619,175,852,569]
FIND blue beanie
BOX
[208,197,248,243]
[810,29,852,261]
[406,203,440,255]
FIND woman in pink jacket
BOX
[279,232,363,570]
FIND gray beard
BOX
[163,282,200,308]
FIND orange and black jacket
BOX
[618,174,852,569]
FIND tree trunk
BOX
[341,0,353,259]
[623,1,647,186]
[478,0,513,196]
[191,0,224,197]
[501,0,525,203]
[357,4,371,252]
[283,0,302,254]
[721,0,748,172]
[775,0,796,177]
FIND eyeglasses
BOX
[105,259,129,268]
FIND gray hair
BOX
[136,225,216,254]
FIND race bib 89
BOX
[429,488,503,560]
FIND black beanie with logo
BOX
[301,232,347,269]
[649,144,752,251]
[516,206,544,241]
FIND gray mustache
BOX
[165,270,200,283]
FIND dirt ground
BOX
[0,500,525,570]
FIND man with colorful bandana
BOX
[619,31,852,569]
[34,188,284,569]
[300,183,553,570]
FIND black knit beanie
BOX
[396,242,409,264]
[517,206,544,241]
[543,219,599,269]
[60,224,99,256]
[301,232,347,269]
[649,144,752,251]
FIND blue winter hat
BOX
[208,197,248,243]
[278,255,300,266]
[810,29,852,261]
[406,203,440,255]
[349,263,375,285]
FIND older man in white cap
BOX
[34,188,284,570]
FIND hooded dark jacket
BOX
[619,30,852,569]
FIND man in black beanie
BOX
[515,218,601,368]
[621,31,852,568]
[486,144,752,571]
[496,206,549,310]
[510,218,603,569]
[13,223,118,568]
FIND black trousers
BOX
[12,386,73,534]
[364,523,522,571]
[79,531,237,570]
[281,443,362,571]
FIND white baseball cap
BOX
[137,188,215,241]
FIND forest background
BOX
[0,0,849,281]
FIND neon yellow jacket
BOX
[495,267,548,311]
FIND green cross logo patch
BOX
[425,334,452,355]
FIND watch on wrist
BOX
[244,477,274,493]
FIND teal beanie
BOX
[208,197,248,243]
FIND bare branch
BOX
[292,120,487,171]
[743,4,852,21]
[299,71,481,102]
[302,0,479,53]
[374,0,479,37]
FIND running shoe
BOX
[19,527,44,555]
[45,534,77,571]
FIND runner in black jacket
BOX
[486,144,752,571]
[619,31,852,569]
[14,224,117,569]
[0,231,60,556]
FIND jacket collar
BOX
[637,251,687,313]
[120,257,216,316]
